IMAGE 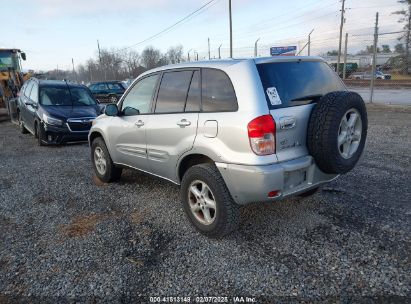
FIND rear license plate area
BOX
[284,169,306,191]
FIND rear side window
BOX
[201,69,238,112]
[257,61,345,109]
[108,83,124,90]
[185,71,200,112]
[155,71,193,113]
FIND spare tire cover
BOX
[307,91,368,174]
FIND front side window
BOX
[155,71,193,113]
[201,69,238,112]
[0,51,19,71]
[24,81,34,98]
[121,74,159,115]
[29,83,38,103]
[93,83,108,91]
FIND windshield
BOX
[257,61,345,108]
[0,51,20,71]
[40,86,97,106]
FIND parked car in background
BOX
[122,79,134,89]
[88,81,126,103]
[89,57,368,237]
[17,78,102,145]
[349,71,391,80]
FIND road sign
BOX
[270,46,297,56]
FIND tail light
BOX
[247,114,276,155]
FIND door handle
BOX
[135,120,144,127]
[177,119,191,127]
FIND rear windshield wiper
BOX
[290,94,323,102]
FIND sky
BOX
[1,0,406,71]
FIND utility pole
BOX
[405,4,411,75]
[218,44,222,59]
[97,40,106,81]
[254,38,260,57]
[56,65,59,80]
[97,39,102,79]
[229,0,233,58]
[187,49,192,62]
[71,58,77,82]
[89,65,92,82]
[336,0,346,76]
[370,12,379,104]
[208,38,211,60]
[343,33,348,79]
[308,28,314,56]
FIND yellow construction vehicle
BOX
[0,48,30,109]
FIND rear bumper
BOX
[216,156,338,205]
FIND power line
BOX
[210,0,339,40]
[115,0,218,53]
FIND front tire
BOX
[181,163,240,238]
[91,137,122,183]
[18,111,28,134]
[35,123,45,146]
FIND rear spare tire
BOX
[307,91,367,174]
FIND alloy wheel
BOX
[338,108,362,159]
[188,180,217,225]
[94,146,107,175]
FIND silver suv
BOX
[89,57,367,237]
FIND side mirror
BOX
[122,106,140,116]
[21,52,26,61]
[105,104,119,116]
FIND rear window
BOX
[257,61,345,109]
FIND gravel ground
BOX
[0,105,410,303]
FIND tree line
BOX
[45,45,184,83]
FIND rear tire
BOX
[91,137,122,183]
[181,163,240,238]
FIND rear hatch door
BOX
[256,59,346,162]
